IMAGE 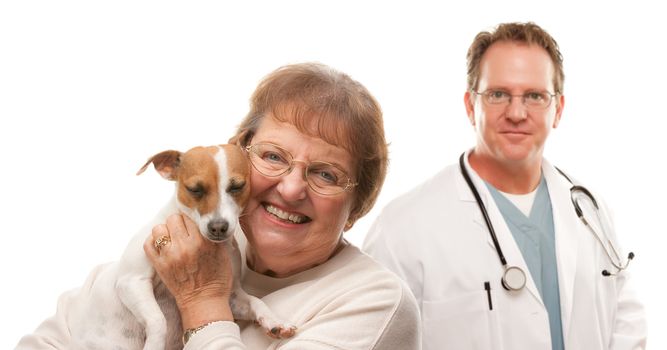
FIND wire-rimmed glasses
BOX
[244,142,357,196]
[473,90,557,110]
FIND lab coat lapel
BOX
[457,152,544,306]
[542,160,579,342]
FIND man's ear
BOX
[553,94,565,129]
[136,150,182,180]
[464,91,476,126]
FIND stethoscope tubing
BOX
[555,167,634,273]
[459,153,528,291]
[458,153,508,267]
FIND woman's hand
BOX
[144,214,234,329]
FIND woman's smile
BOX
[262,203,311,224]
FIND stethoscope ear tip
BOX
[628,252,635,260]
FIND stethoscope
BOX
[458,153,635,292]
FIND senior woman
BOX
[17,63,420,349]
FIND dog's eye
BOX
[186,185,205,199]
[227,179,246,194]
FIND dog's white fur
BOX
[66,145,295,350]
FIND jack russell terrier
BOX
[66,144,296,349]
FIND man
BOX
[364,22,646,350]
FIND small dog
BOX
[67,144,296,349]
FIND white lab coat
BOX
[364,154,646,350]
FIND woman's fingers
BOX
[182,215,201,242]
[144,214,233,306]
[165,213,190,246]
[145,223,170,260]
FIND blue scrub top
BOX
[486,176,565,350]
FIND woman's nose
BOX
[276,163,309,201]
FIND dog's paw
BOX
[267,325,297,339]
[256,316,297,339]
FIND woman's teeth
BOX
[265,204,309,224]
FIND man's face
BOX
[464,41,564,167]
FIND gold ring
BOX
[154,235,171,251]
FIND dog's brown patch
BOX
[175,146,221,216]
[220,144,251,208]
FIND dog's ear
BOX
[228,129,252,147]
[136,150,181,180]
[227,134,240,145]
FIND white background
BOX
[1,1,664,348]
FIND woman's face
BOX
[241,115,356,277]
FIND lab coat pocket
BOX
[422,290,502,350]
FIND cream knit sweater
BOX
[17,242,421,350]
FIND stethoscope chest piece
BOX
[501,266,527,291]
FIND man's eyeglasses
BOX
[473,90,557,110]
[244,143,357,196]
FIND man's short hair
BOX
[466,22,564,94]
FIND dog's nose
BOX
[207,219,229,238]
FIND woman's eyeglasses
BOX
[244,143,357,196]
